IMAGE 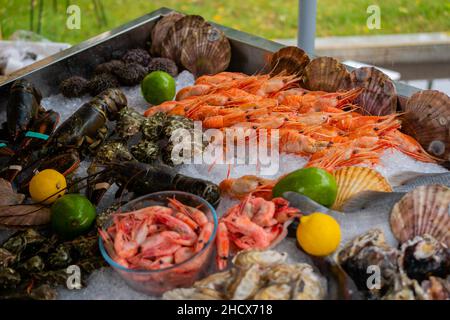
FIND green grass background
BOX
[0,0,449,44]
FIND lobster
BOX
[87,159,221,208]
[2,88,127,191]
[0,79,60,179]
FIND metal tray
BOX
[0,7,419,114]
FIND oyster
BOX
[116,107,146,139]
[350,67,397,116]
[130,140,160,163]
[400,90,450,160]
[398,235,449,283]
[0,267,21,289]
[390,184,450,246]
[18,255,45,273]
[163,287,224,300]
[142,111,167,141]
[227,264,261,300]
[382,273,427,300]
[0,248,16,267]
[270,46,310,76]
[337,229,399,297]
[93,141,134,163]
[420,276,450,300]
[232,249,287,269]
[164,249,326,300]
[302,57,351,92]
[332,166,392,211]
[253,284,291,300]
[292,265,327,300]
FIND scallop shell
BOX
[161,15,208,65]
[390,184,450,246]
[332,167,392,211]
[150,12,185,56]
[302,57,351,92]
[180,24,231,77]
[270,46,310,76]
[350,67,397,116]
[400,90,450,160]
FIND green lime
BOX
[141,71,176,105]
[51,194,96,239]
[273,167,337,207]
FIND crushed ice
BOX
[2,70,448,299]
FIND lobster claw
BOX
[85,167,115,206]
[1,110,60,183]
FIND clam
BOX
[398,235,449,283]
[350,67,397,116]
[180,24,231,77]
[302,57,351,92]
[400,90,450,160]
[269,46,310,76]
[332,166,392,211]
[150,12,185,56]
[390,184,450,246]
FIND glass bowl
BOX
[99,191,218,296]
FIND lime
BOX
[272,167,337,207]
[51,194,96,239]
[296,212,341,256]
[29,169,67,204]
[141,71,176,105]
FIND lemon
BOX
[141,71,176,105]
[296,212,341,257]
[29,169,67,204]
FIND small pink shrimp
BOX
[195,222,214,252]
[215,222,230,270]
[168,198,208,227]
[174,247,195,264]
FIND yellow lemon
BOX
[296,212,341,257]
[29,169,67,204]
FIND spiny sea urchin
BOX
[94,60,125,75]
[122,48,152,67]
[59,76,88,98]
[87,73,120,96]
[113,63,148,86]
[147,57,178,77]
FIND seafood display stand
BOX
[0,8,448,300]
